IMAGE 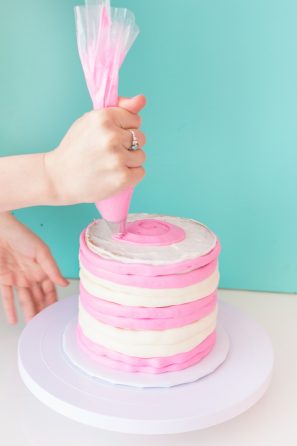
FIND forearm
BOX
[0,153,55,211]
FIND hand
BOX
[0,212,68,324]
[44,95,147,206]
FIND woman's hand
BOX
[0,212,68,324]
[0,95,146,212]
[44,95,147,206]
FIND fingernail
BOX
[63,278,70,286]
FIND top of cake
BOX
[85,213,217,266]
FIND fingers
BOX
[0,285,17,325]
[119,129,146,168]
[37,246,69,287]
[11,279,57,325]
[126,149,146,168]
[1,270,30,288]
[120,129,146,150]
[118,95,146,114]
[126,166,146,187]
[41,279,57,307]
[31,283,46,313]
[109,108,141,130]
[17,287,36,323]
[22,280,56,316]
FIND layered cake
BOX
[77,214,220,374]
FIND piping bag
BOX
[74,0,140,234]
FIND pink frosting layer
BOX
[76,325,216,374]
[79,285,217,329]
[80,248,219,290]
[80,229,221,279]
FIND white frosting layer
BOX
[78,304,217,357]
[86,214,217,265]
[80,265,220,307]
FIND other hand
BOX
[0,212,68,324]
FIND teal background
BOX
[0,0,297,292]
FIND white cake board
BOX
[18,296,274,435]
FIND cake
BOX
[77,214,220,374]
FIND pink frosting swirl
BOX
[77,325,216,374]
[80,229,221,280]
[79,285,217,329]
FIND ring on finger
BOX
[128,130,139,151]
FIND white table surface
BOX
[0,281,296,446]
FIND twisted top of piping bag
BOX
[75,0,140,234]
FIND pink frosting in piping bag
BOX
[75,1,140,233]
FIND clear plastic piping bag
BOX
[75,0,139,234]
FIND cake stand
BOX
[18,295,274,435]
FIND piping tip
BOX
[104,219,127,236]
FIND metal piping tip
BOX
[104,219,127,236]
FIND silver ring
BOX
[129,130,139,151]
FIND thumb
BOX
[118,94,146,114]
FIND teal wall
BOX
[1,0,297,292]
